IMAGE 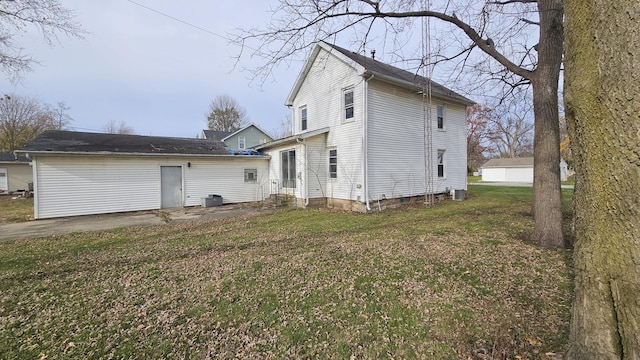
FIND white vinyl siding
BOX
[289,48,364,201]
[31,155,269,219]
[367,80,467,198]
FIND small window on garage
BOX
[244,168,257,183]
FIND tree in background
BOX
[102,120,135,135]
[466,104,491,173]
[564,0,640,357]
[207,94,248,132]
[0,0,83,80]
[271,114,293,140]
[486,96,534,158]
[0,94,71,152]
[237,0,565,248]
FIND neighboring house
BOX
[202,124,273,151]
[480,157,568,182]
[0,153,32,194]
[202,130,232,142]
[16,131,269,219]
[256,42,474,210]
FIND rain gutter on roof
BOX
[15,150,270,159]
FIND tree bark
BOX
[530,0,564,248]
[564,1,640,358]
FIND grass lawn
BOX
[0,186,573,359]
[0,195,34,223]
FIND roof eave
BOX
[15,150,271,159]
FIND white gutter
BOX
[296,137,309,206]
[15,150,271,159]
[364,74,374,211]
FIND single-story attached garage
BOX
[17,131,270,219]
[481,157,568,183]
[0,153,32,194]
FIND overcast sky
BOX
[3,0,304,138]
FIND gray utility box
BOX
[201,194,223,207]
[453,189,466,201]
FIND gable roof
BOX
[0,152,31,163]
[202,129,233,141]
[221,123,274,142]
[286,41,475,106]
[17,130,233,157]
[482,157,534,168]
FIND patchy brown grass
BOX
[0,186,573,359]
[0,195,33,223]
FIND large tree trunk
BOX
[530,0,564,248]
[564,1,640,358]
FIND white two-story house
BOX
[257,42,474,210]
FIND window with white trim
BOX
[281,150,296,188]
[300,106,308,131]
[329,149,337,179]
[244,168,257,183]
[238,136,246,150]
[344,89,354,120]
[437,104,445,129]
[437,150,445,178]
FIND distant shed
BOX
[0,153,32,194]
[481,157,568,183]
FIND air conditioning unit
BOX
[453,189,466,201]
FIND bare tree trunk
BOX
[530,0,564,248]
[565,1,640,358]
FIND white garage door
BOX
[0,168,7,193]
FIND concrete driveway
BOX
[0,204,275,243]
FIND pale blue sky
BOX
[4,0,303,138]
[3,1,534,139]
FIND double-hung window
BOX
[238,136,246,150]
[437,104,445,129]
[281,150,296,188]
[437,150,445,178]
[300,106,308,131]
[329,149,337,179]
[344,89,354,121]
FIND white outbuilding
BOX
[481,157,568,183]
[17,131,270,219]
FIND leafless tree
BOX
[466,103,491,172]
[102,120,135,135]
[206,94,248,132]
[271,114,293,139]
[236,0,564,248]
[0,94,66,151]
[486,94,534,158]
[0,0,84,81]
[564,1,640,358]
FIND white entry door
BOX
[160,166,182,208]
[0,168,7,193]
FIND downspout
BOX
[296,137,309,206]
[24,153,38,219]
[364,74,374,211]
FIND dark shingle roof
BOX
[0,153,31,163]
[19,130,229,155]
[202,130,233,141]
[482,157,534,168]
[324,42,474,105]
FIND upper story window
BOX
[437,104,445,129]
[238,136,246,150]
[300,106,308,131]
[344,89,354,121]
